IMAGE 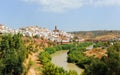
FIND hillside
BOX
[22,36,55,75]
[0,25,73,43]
[70,30,120,41]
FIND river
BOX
[86,45,93,50]
[51,50,83,75]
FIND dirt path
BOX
[27,50,43,75]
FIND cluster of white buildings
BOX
[0,24,74,43]
[0,24,12,34]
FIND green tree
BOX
[39,52,51,64]
[0,33,28,75]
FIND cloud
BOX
[23,0,84,13]
[91,0,120,7]
[23,0,120,13]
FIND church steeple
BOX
[55,26,57,30]
[53,25,59,32]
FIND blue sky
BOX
[0,0,120,31]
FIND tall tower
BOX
[55,26,57,30]
[53,25,59,32]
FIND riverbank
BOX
[51,50,83,75]
[38,42,92,75]
[39,44,79,75]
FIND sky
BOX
[0,0,120,31]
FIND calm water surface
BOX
[51,50,83,75]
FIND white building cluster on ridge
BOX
[0,24,73,43]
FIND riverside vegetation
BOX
[67,42,120,75]
[39,42,92,75]
[39,44,78,75]
[39,41,120,75]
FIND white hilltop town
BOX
[0,24,74,43]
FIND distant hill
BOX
[70,30,120,40]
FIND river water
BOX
[51,50,83,75]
